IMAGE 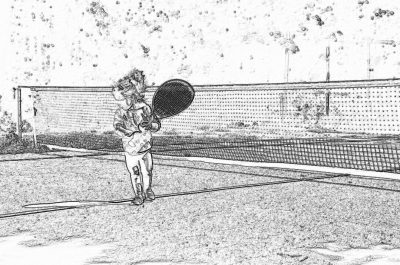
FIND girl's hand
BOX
[139,121,152,131]
[139,118,161,132]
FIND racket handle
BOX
[153,116,161,131]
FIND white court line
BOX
[46,144,108,153]
[44,145,400,181]
[181,156,400,181]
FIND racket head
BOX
[152,79,195,119]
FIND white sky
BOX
[1,0,400,114]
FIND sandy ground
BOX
[0,234,113,265]
[2,235,400,265]
[1,151,400,264]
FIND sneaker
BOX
[132,195,144,206]
[145,188,156,201]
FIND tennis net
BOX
[24,78,400,174]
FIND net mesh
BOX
[27,79,400,173]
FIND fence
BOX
[17,78,400,138]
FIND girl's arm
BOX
[138,103,161,132]
[114,109,136,137]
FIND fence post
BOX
[32,90,38,148]
[280,45,290,124]
[16,87,22,139]
[325,46,330,116]
[326,46,330,82]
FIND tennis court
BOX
[2,79,400,264]
[1,144,400,264]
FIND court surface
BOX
[1,150,400,264]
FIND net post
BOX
[16,86,22,139]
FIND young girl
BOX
[112,69,161,205]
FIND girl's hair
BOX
[118,68,146,85]
[112,68,147,101]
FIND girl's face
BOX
[117,94,141,111]
[124,84,145,112]
[113,71,146,108]
[118,79,144,102]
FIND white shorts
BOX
[124,150,153,178]
[122,130,152,155]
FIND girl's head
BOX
[112,68,147,105]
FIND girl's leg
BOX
[139,151,154,200]
[124,152,142,198]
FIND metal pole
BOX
[285,48,290,82]
[326,46,330,82]
[326,46,330,116]
[17,87,22,139]
[32,100,38,148]
[281,46,289,122]
[367,41,371,79]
